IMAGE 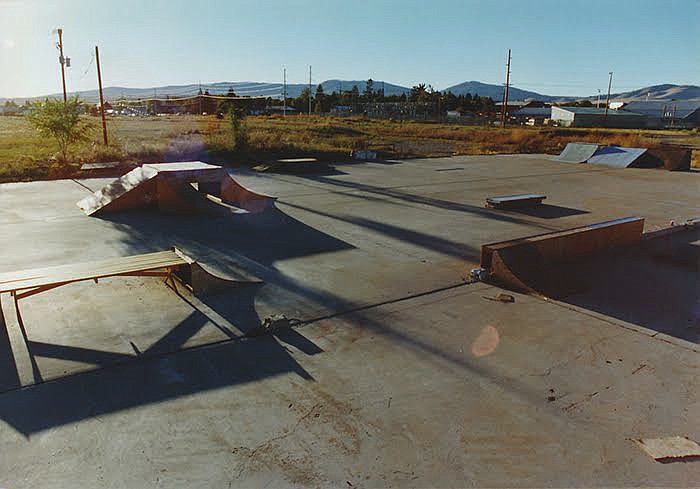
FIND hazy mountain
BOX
[3,80,697,104]
[318,80,409,97]
[2,80,409,104]
[442,80,565,102]
[606,84,700,101]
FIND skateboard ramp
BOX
[587,146,648,168]
[554,143,599,163]
[77,166,160,215]
[644,147,692,171]
[77,162,275,216]
[480,217,645,296]
[221,175,276,213]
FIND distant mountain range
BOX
[3,81,698,104]
[442,81,563,102]
[603,84,700,101]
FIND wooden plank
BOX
[633,436,700,461]
[277,158,318,163]
[0,250,189,294]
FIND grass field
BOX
[0,114,697,183]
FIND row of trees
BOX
[282,79,497,115]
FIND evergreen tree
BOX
[364,79,374,101]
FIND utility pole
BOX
[282,68,287,117]
[596,89,601,108]
[604,71,613,118]
[95,46,108,145]
[56,28,68,102]
[309,65,312,116]
[198,81,202,115]
[501,48,511,128]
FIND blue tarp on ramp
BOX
[587,146,647,168]
[554,143,600,163]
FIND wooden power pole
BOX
[309,65,312,116]
[95,46,108,145]
[57,28,67,102]
[283,68,287,117]
[501,49,511,128]
[604,71,613,118]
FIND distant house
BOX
[613,100,700,128]
[551,106,646,128]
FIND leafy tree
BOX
[376,84,385,102]
[315,84,325,113]
[409,83,428,102]
[349,85,360,110]
[3,100,19,115]
[293,87,312,112]
[26,96,93,162]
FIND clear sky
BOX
[1,0,698,99]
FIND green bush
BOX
[228,108,248,153]
[26,96,93,163]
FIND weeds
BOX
[0,114,695,183]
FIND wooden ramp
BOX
[0,249,189,295]
[0,248,260,325]
[480,217,645,296]
[77,162,275,216]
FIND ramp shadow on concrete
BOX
[296,174,558,229]
[0,207,352,433]
[558,229,700,344]
[99,206,355,266]
[0,204,549,436]
[497,204,589,220]
[0,333,315,437]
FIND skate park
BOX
[0,153,698,486]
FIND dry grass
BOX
[0,114,697,182]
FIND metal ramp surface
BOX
[553,142,599,163]
[587,146,648,168]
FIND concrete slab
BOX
[0,154,698,487]
[0,284,697,487]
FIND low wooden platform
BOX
[0,248,261,328]
[486,193,546,209]
[0,249,190,296]
[0,249,195,327]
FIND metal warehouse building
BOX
[551,106,646,128]
[612,100,700,128]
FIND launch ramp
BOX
[480,217,644,295]
[77,162,275,216]
[587,146,648,168]
[554,143,599,163]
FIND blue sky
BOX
[0,0,698,98]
